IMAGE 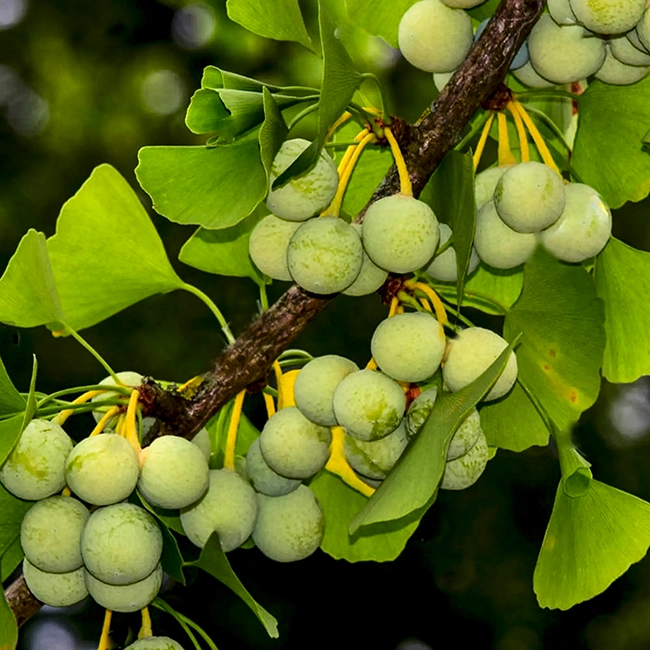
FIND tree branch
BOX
[5,0,544,626]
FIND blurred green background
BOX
[3,1,650,649]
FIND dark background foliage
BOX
[2,1,650,648]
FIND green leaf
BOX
[185,532,279,638]
[0,356,26,417]
[310,471,422,562]
[259,88,289,180]
[504,248,605,432]
[467,0,500,20]
[226,0,312,49]
[350,338,518,532]
[421,151,476,307]
[595,237,650,383]
[179,212,265,284]
[534,476,650,610]
[274,1,363,187]
[345,0,417,48]
[1,537,23,582]
[136,142,267,230]
[479,381,550,452]
[201,67,279,92]
[186,89,232,135]
[573,77,650,209]
[0,229,64,330]
[47,164,184,332]
[0,416,27,471]
[0,483,32,574]
[0,584,18,650]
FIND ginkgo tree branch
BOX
[5,0,544,624]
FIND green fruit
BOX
[440,0,486,6]
[248,215,302,281]
[447,409,482,461]
[191,427,211,462]
[433,71,454,92]
[65,433,140,506]
[342,223,389,297]
[362,194,439,273]
[344,421,409,480]
[442,327,518,401]
[474,201,538,269]
[85,563,163,613]
[266,139,338,221]
[595,46,650,85]
[125,637,185,650]
[138,435,210,509]
[540,183,612,263]
[528,15,606,84]
[425,222,480,282]
[441,430,488,490]
[332,369,406,442]
[405,387,439,437]
[259,406,332,479]
[370,312,446,383]
[610,34,650,66]
[634,13,650,51]
[287,217,363,294]
[22,559,88,608]
[548,0,578,24]
[398,0,473,73]
[474,166,512,209]
[494,162,566,233]
[245,438,301,497]
[512,61,555,88]
[180,468,258,551]
[0,419,73,501]
[82,503,163,585]
[294,355,360,426]
[569,0,644,34]
[253,485,324,562]
[20,495,89,573]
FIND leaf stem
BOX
[180,282,235,344]
[516,89,580,102]
[287,103,319,132]
[360,72,391,123]
[65,328,118,383]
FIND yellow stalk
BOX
[177,375,204,399]
[89,406,121,437]
[263,392,276,418]
[224,390,246,471]
[420,298,433,312]
[139,606,153,639]
[322,131,376,217]
[497,112,517,166]
[406,281,448,326]
[513,100,561,173]
[507,101,530,163]
[472,112,495,170]
[388,296,400,318]
[61,486,71,497]
[278,369,299,409]
[324,111,352,143]
[273,360,283,409]
[325,426,375,497]
[97,609,113,650]
[54,389,106,426]
[383,127,413,197]
[365,358,378,370]
[125,390,142,454]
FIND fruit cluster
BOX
[398,0,650,89]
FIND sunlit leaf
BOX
[0,584,18,650]
[595,237,650,383]
[0,356,25,417]
[0,230,64,330]
[573,77,650,209]
[137,142,267,229]
[186,532,279,638]
[345,0,417,48]
[47,164,185,332]
[259,88,289,180]
[0,537,23,583]
[226,0,312,49]
[201,67,279,92]
[350,339,518,532]
[0,483,32,578]
[310,471,422,562]
[504,248,605,432]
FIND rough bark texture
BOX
[6,0,545,628]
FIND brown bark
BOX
[5,0,544,628]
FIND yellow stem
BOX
[324,111,352,143]
[322,131,376,217]
[139,606,153,639]
[177,375,204,399]
[420,298,433,312]
[90,405,121,437]
[115,414,125,437]
[497,112,517,166]
[513,100,560,173]
[325,426,375,498]
[507,101,529,163]
[54,390,106,426]
[396,304,405,315]
[224,390,246,471]
[365,358,378,370]
[472,112,495,170]
[387,296,400,318]
[273,361,283,410]
[406,281,448,326]
[384,127,412,197]
[278,369,299,409]
[61,486,71,497]
[263,392,276,418]
[125,390,142,454]
[97,609,113,650]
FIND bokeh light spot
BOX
[6,87,49,136]
[141,69,185,116]
[0,0,27,29]
[172,2,217,50]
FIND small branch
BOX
[6,0,545,626]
